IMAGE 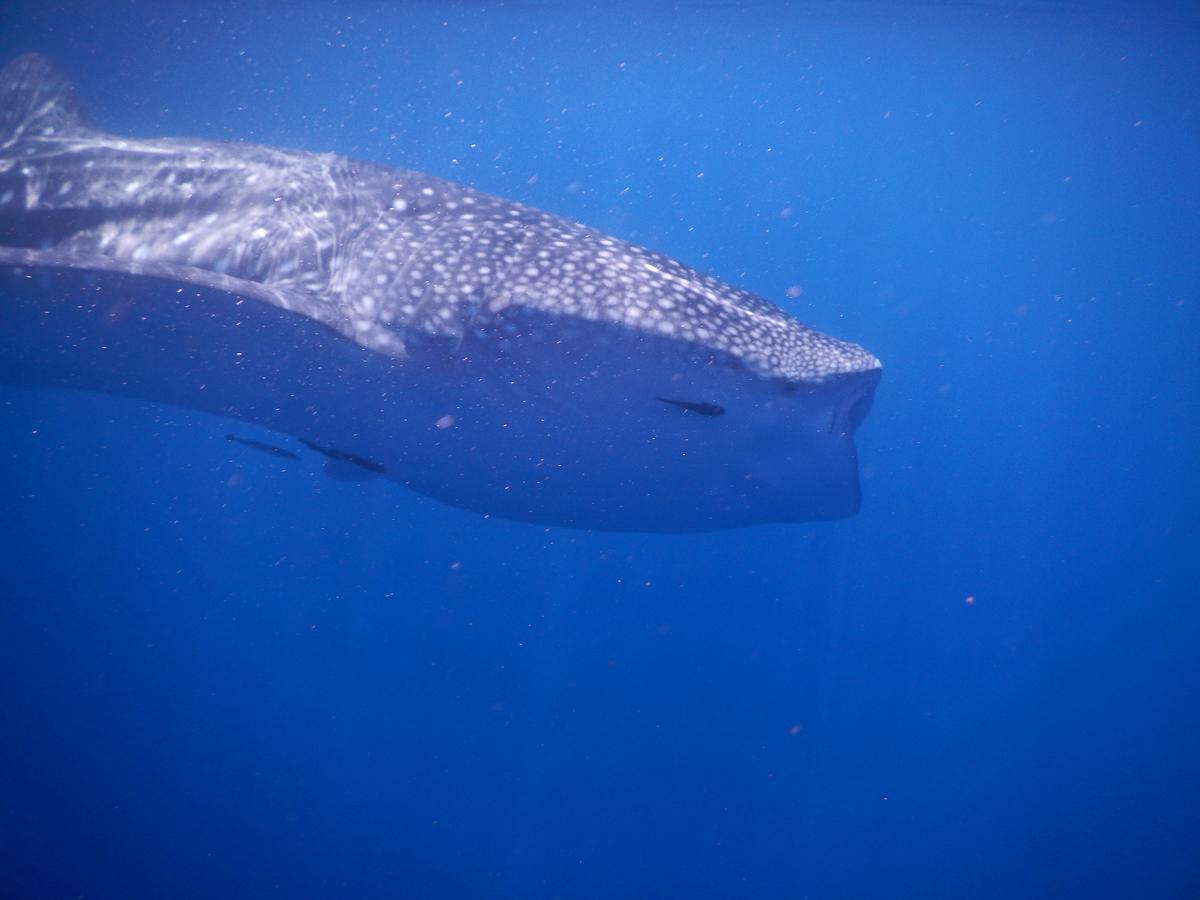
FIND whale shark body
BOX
[0,53,881,531]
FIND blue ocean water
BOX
[1,1,1197,897]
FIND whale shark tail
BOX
[0,53,95,148]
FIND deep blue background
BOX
[2,1,1198,897]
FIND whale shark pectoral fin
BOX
[0,250,381,465]
[0,246,353,337]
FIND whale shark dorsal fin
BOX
[0,52,96,146]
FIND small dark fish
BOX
[226,433,301,460]
[656,397,725,417]
[299,437,388,476]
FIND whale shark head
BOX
[0,53,881,532]
[421,294,881,530]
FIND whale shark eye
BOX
[656,397,725,417]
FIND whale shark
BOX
[0,53,881,532]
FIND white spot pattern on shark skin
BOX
[5,90,880,380]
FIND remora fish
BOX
[0,53,881,532]
[226,433,301,461]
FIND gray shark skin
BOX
[0,53,881,532]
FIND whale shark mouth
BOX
[831,368,882,437]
